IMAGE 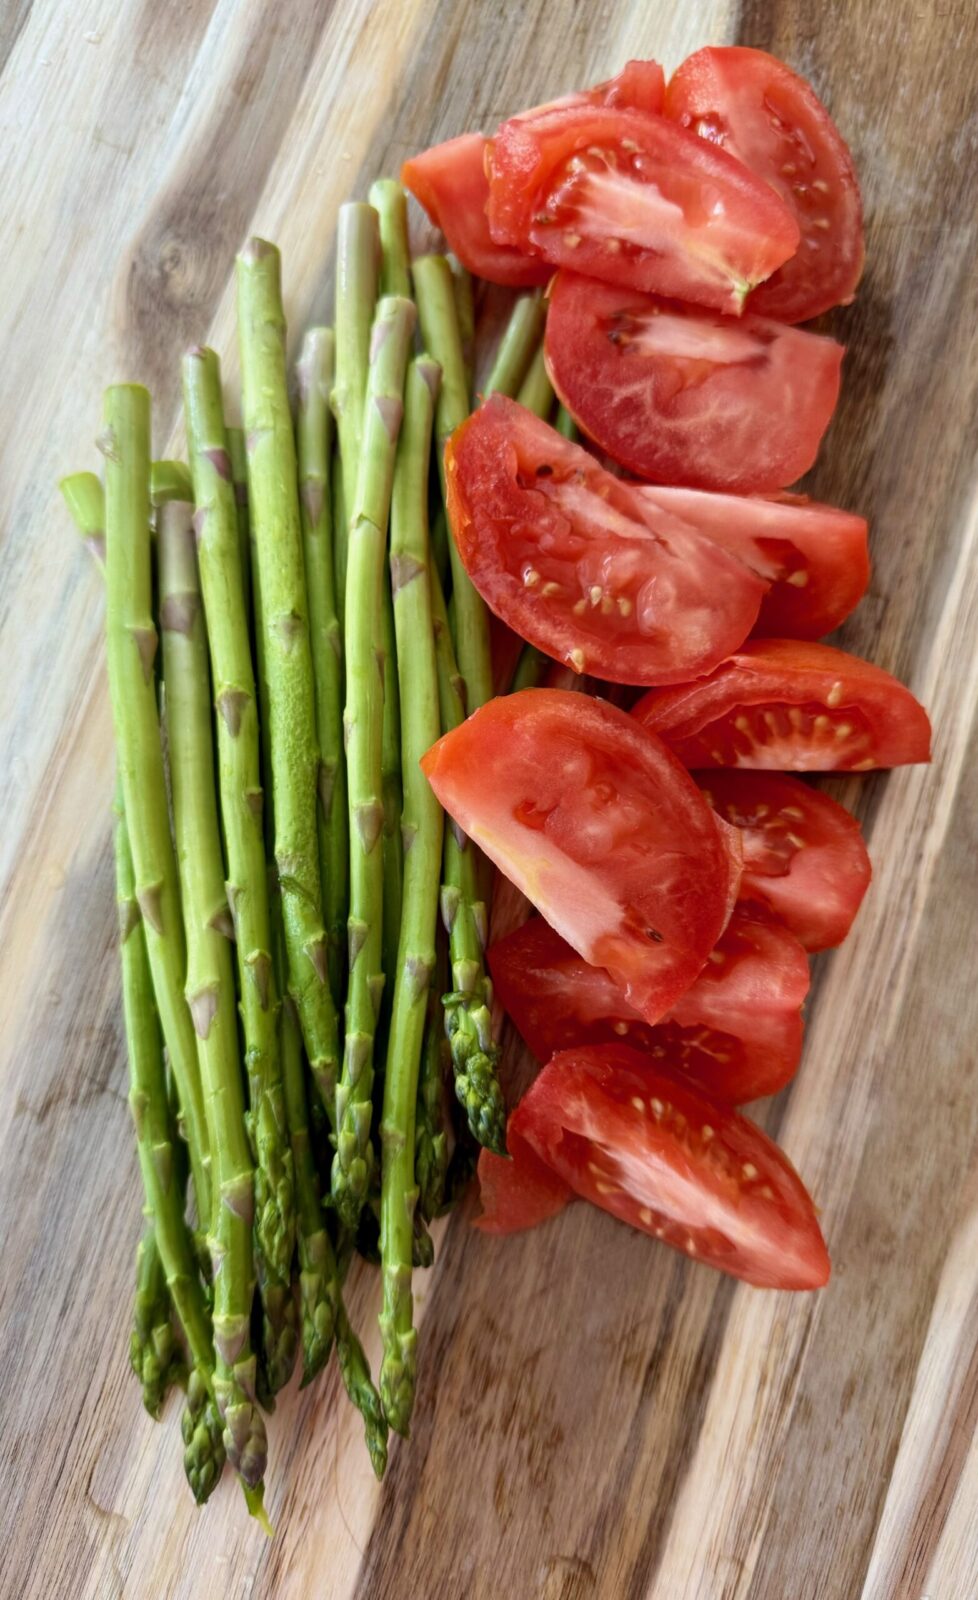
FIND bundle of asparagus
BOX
[60,186,557,1523]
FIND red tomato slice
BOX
[403,133,551,287]
[487,103,799,315]
[633,639,932,772]
[489,906,808,1104]
[445,395,765,685]
[513,1045,830,1287]
[696,770,872,950]
[634,485,869,639]
[666,46,864,322]
[421,689,733,1023]
[544,271,843,493]
[402,63,666,287]
[475,1129,573,1235]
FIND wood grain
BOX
[2,1,977,1596]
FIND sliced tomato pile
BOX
[696,770,872,950]
[489,905,809,1104]
[422,689,734,1023]
[544,272,844,493]
[446,395,767,685]
[633,639,932,771]
[476,1046,830,1290]
[406,47,932,1296]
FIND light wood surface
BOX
[2,1,978,1595]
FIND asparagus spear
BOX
[449,257,476,399]
[516,341,555,420]
[369,179,411,298]
[99,385,211,1227]
[58,470,106,568]
[379,356,445,1435]
[226,425,253,637]
[555,404,578,440]
[484,289,546,399]
[150,459,194,506]
[130,1229,184,1418]
[510,642,549,693]
[183,346,297,1398]
[336,1299,388,1480]
[237,239,341,1122]
[332,203,381,605]
[296,327,348,1008]
[413,254,492,713]
[333,294,415,1228]
[414,946,451,1222]
[158,500,266,1495]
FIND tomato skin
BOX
[634,485,869,640]
[489,906,809,1103]
[514,1045,830,1288]
[697,770,872,950]
[545,272,843,493]
[402,133,550,287]
[633,639,932,772]
[421,689,734,1023]
[666,46,864,322]
[445,396,766,686]
[487,104,800,315]
[476,1126,573,1235]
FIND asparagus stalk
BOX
[510,642,549,693]
[516,342,555,420]
[130,1229,184,1418]
[449,257,476,399]
[183,346,297,1398]
[369,179,411,298]
[484,289,546,399]
[336,1299,389,1480]
[332,203,381,605]
[150,459,194,506]
[555,404,578,441]
[296,328,348,1007]
[379,356,444,1435]
[99,385,211,1227]
[226,425,253,637]
[333,294,415,1228]
[413,254,492,713]
[115,790,225,1503]
[237,239,341,1121]
[58,470,106,568]
[415,947,451,1222]
[158,500,266,1495]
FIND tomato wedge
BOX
[421,689,733,1022]
[402,62,666,287]
[696,770,872,950]
[544,271,843,494]
[489,905,809,1103]
[476,1127,573,1235]
[633,640,932,771]
[634,485,868,640]
[484,1045,830,1288]
[666,46,864,322]
[445,396,765,685]
[487,104,800,314]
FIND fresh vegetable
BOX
[476,1125,573,1235]
[544,271,844,493]
[422,689,735,1023]
[487,103,800,314]
[403,134,551,287]
[489,904,809,1103]
[697,770,872,950]
[634,484,869,640]
[445,396,766,685]
[634,639,932,771]
[478,1044,830,1289]
[666,45,864,322]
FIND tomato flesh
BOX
[634,485,869,640]
[402,133,550,287]
[502,1045,830,1287]
[476,1130,573,1235]
[421,689,733,1023]
[666,46,864,321]
[696,769,871,950]
[545,271,843,493]
[446,396,765,685]
[488,104,800,315]
[633,639,932,771]
[490,905,809,1103]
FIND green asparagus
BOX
[510,642,549,693]
[296,327,348,1008]
[237,239,341,1122]
[183,346,297,1398]
[336,1299,388,1481]
[150,459,194,506]
[369,179,411,299]
[449,257,476,400]
[379,356,444,1435]
[333,294,415,1228]
[130,1229,184,1418]
[226,425,253,637]
[100,385,211,1227]
[484,289,546,399]
[516,341,555,420]
[158,500,266,1494]
[555,404,578,440]
[332,203,381,604]
[414,948,451,1222]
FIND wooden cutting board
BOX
[3,1,978,1595]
